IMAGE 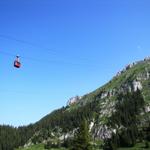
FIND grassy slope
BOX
[76,60,150,106]
[16,144,45,150]
[118,142,150,150]
[16,144,68,150]
[16,142,150,150]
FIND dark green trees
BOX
[0,124,35,150]
[105,89,146,149]
[71,119,92,150]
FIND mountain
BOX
[0,57,150,150]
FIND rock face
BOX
[93,125,115,139]
[101,92,108,99]
[132,80,142,91]
[144,56,150,61]
[67,96,82,106]
[114,56,150,78]
[115,63,135,77]
[145,105,150,112]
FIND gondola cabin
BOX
[14,56,21,68]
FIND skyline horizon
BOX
[2,55,150,127]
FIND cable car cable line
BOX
[0,49,114,71]
[0,34,56,54]
[0,50,97,67]
[0,34,94,62]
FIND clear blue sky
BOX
[0,0,150,126]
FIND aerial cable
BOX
[0,50,113,70]
[0,34,94,62]
[0,34,56,54]
[0,49,113,69]
[0,50,94,67]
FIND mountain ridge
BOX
[67,57,150,108]
[0,57,150,150]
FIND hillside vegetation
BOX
[0,58,150,150]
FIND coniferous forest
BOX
[1,0,150,150]
[0,89,149,150]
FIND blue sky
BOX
[0,0,150,126]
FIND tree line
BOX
[0,89,149,150]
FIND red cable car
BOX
[14,55,21,68]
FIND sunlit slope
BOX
[1,58,150,150]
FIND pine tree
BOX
[71,119,92,150]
